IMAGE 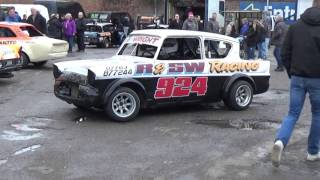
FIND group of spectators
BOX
[1,6,87,53]
[240,12,288,71]
[169,10,289,71]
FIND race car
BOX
[0,22,68,67]
[0,43,22,78]
[53,30,270,122]
[84,23,113,48]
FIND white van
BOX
[0,4,49,21]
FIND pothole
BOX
[192,118,280,130]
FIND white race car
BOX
[53,29,270,122]
[0,22,68,67]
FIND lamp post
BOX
[164,0,168,24]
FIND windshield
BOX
[118,43,158,59]
[86,25,102,32]
[19,26,43,37]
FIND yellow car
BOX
[0,22,68,67]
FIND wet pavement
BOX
[0,47,319,180]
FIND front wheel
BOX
[224,80,253,111]
[105,87,140,122]
[21,52,29,68]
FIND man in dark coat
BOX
[271,15,288,71]
[47,14,62,39]
[27,8,47,34]
[75,12,87,52]
[169,14,182,29]
[271,0,320,167]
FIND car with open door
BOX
[53,29,270,122]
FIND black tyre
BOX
[33,61,47,67]
[224,80,253,111]
[105,87,140,122]
[21,52,29,68]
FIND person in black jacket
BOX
[47,14,62,39]
[169,14,182,30]
[271,0,320,167]
[27,8,47,34]
[76,12,87,52]
[245,20,258,60]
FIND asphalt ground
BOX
[0,47,319,180]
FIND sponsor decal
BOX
[103,65,133,76]
[168,62,205,74]
[131,36,160,45]
[136,64,153,75]
[209,61,260,73]
[153,63,165,75]
[136,62,205,76]
[154,77,208,99]
[0,41,17,45]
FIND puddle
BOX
[0,159,8,166]
[1,130,42,141]
[1,117,53,141]
[13,145,41,156]
[192,119,280,130]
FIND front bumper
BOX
[54,80,100,107]
[84,37,101,45]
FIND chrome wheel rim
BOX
[112,92,136,118]
[235,85,252,107]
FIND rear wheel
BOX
[105,87,140,122]
[21,52,29,68]
[224,80,253,111]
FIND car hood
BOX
[54,56,153,79]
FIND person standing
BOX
[225,21,236,37]
[271,15,288,71]
[240,18,249,36]
[207,13,220,33]
[245,20,258,60]
[182,12,198,31]
[256,20,267,60]
[122,16,130,37]
[5,7,21,22]
[47,14,62,39]
[169,14,182,29]
[271,0,320,167]
[21,14,28,23]
[75,12,87,52]
[262,11,272,59]
[196,15,204,31]
[27,8,47,34]
[63,13,76,53]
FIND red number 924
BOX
[154,77,208,99]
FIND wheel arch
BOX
[223,74,256,98]
[103,79,147,106]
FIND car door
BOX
[154,36,208,103]
[204,38,233,101]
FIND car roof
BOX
[130,29,239,43]
[0,22,32,27]
[86,23,113,26]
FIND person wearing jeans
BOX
[63,13,76,53]
[271,1,320,167]
[271,15,288,71]
[273,46,282,69]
